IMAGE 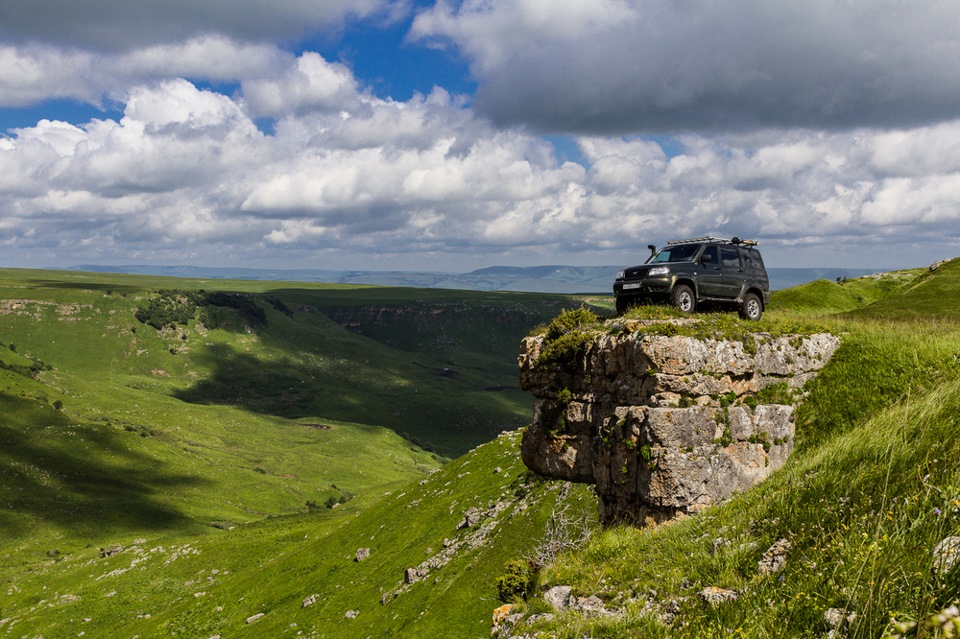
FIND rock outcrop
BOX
[519,319,839,525]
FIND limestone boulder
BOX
[519,321,839,525]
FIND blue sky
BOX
[1,1,960,272]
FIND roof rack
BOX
[666,236,758,247]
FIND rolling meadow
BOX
[2,260,960,637]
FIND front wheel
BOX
[739,292,763,320]
[615,296,631,316]
[671,285,696,314]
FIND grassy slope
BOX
[512,262,960,638]
[766,268,923,316]
[8,263,960,638]
[848,259,960,321]
[1,432,597,639]
[0,269,581,617]
[0,271,442,560]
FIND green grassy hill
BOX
[0,269,576,457]
[0,430,596,638]
[0,268,583,627]
[505,260,960,638]
[766,267,923,315]
[5,261,960,638]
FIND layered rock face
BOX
[518,320,840,525]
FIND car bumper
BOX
[613,277,672,297]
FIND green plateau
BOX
[2,260,960,638]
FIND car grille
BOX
[623,267,649,279]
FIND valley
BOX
[2,261,960,638]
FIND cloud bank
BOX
[0,0,393,49]
[1,1,959,270]
[412,0,960,133]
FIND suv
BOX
[613,237,770,320]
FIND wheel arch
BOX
[744,285,766,308]
[674,277,699,299]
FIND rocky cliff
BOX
[518,318,840,526]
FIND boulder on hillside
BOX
[519,320,839,525]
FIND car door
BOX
[697,245,724,297]
[719,247,743,299]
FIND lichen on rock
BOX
[519,319,839,526]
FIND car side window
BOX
[720,247,740,269]
[744,248,764,269]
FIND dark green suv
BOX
[613,237,770,320]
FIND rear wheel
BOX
[739,292,763,320]
[671,285,696,313]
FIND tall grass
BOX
[522,283,960,638]
[534,355,960,637]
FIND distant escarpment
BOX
[519,316,840,526]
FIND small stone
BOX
[930,258,954,271]
[491,604,519,638]
[459,508,482,529]
[700,586,738,605]
[544,585,573,612]
[302,594,319,608]
[345,610,358,619]
[758,538,792,575]
[492,603,514,625]
[934,536,960,575]
[404,567,427,584]
[355,547,370,562]
[571,595,607,616]
[246,613,264,624]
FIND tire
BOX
[739,292,763,320]
[615,297,631,316]
[671,284,696,314]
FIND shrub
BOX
[538,307,601,369]
[757,382,795,405]
[544,307,600,342]
[496,558,535,603]
[134,289,268,332]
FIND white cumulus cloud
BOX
[2,3,960,271]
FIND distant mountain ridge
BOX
[68,264,886,292]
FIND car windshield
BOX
[647,244,701,264]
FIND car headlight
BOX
[648,266,669,276]
[616,270,625,279]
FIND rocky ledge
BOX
[518,319,840,526]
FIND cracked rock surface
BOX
[519,321,839,525]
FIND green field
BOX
[0,269,582,606]
[4,262,960,638]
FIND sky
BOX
[2,1,960,272]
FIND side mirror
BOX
[700,254,714,264]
